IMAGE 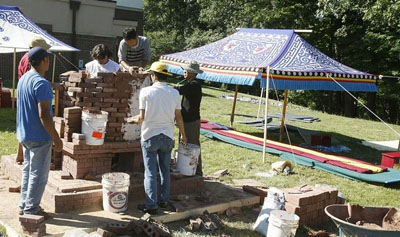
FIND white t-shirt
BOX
[85,59,120,77]
[139,82,181,141]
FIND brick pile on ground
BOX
[283,184,340,226]
[19,214,46,237]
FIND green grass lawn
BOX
[1,83,400,236]
[0,108,18,156]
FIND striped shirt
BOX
[118,36,151,67]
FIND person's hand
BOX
[126,116,138,124]
[54,137,63,152]
[138,67,145,72]
[128,66,139,75]
[180,134,187,146]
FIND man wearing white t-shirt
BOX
[85,44,120,77]
[127,61,187,215]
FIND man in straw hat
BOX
[127,61,187,215]
[174,60,204,176]
[16,36,52,164]
[18,36,51,79]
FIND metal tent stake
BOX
[262,66,270,163]
[279,90,288,142]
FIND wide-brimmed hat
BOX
[181,60,203,74]
[29,36,51,50]
[146,61,172,76]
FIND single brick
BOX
[19,214,44,224]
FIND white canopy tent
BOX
[0,5,79,107]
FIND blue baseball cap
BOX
[28,46,52,65]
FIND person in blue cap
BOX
[17,47,63,216]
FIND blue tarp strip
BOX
[261,78,378,92]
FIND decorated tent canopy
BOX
[161,28,377,92]
[0,5,78,53]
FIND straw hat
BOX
[146,61,172,76]
[28,36,51,50]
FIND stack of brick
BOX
[19,214,46,237]
[58,71,148,142]
[283,184,339,226]
[63,106,82,142]
[53,117,65,169]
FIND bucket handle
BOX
[83,118,107,134]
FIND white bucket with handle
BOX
[102,172,130,213]
[176,143,201,176]
[81,110,108,145]
[267,210,299,237]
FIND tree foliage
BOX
[144,0,400,124]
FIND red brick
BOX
[85,77,104,83]
[102,107,118,113]
[67,87,83,93]
[85,87,103,93]
[93,102,112,108]
[64,106,82,114]
[97,83,115,88]
[83,97,102,103]
[103,88,118,93]
[19,214,44,224]
[9,184,21,193]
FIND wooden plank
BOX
[153,195,259,223]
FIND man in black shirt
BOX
[174,61,203,176]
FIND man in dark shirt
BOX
[174,61,204,176]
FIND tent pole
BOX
[230,85,239,127]
[257,88,264,119]
[279,90,288,142]
[12,48,16,109]
[52,54,56,83]
[262,66,270,163]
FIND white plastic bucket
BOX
[267,210,299,237]
[81,110,108,145]
[102,172,130,213]
[176,143,201,176]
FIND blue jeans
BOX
[141,134,174,209]
[19,140,52,214]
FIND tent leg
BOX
[52,54,56,83]
[257,88,264,119]
[12,48,16,109]
[279,90,288,142]
[262,66,270,163]
[230,85,239,127]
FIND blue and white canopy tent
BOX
[0,5,79,107]
[160,28,378,161]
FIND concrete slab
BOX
[0,155,259,236]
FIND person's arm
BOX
[140,38,151,68]
[140,60,148,68]
[175,109,187,145]
[126,109,145,124]
[38,100,63,152]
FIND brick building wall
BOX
[0,33,118,86]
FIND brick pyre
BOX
[55,71,149,179]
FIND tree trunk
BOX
[366,92,376,120]
[344,93,356,117]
